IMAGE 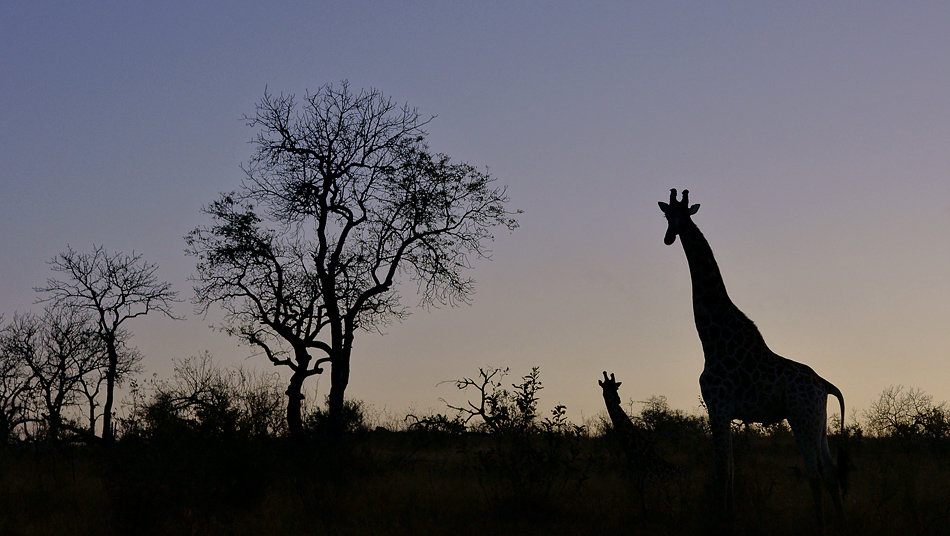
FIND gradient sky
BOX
[3,2,950,425]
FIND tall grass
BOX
[1,430,948,535]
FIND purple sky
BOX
[3,2,950,424]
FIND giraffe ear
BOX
[689,204,700,215]
[658,202,670,213]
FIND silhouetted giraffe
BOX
[599,371,682,511]
[658,189,848,526]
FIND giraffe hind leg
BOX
[799,447,825,528]
[819,435,844,519]
[791,421,827,527]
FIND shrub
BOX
[305,397,368,435]
[118,352,286,441]
[865,385,950,440]
[443,366,591,508]
[637,394,707,443]
[404,412,467,436]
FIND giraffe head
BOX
[658,188,700,245]
[599,371,623,406]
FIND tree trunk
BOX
[47,413,61,441]
[327,352,350,435]
[286,370,307,440]
[86,394,97,436]
[101,337,118,442]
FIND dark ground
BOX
[1,430,948,536]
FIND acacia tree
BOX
[35,245,178,441]
[187,81,518,437]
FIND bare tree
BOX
[865,385,949,439]
[35,245,179,441]
[187,81,518,437]
[443,366,512,434]
[1,312,53,438]
[0,315,34,441]
[0,306,136,441]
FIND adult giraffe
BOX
[659,188,848,525]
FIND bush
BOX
[304,397,369,435]
[865,385,950,440]
[443,366,591,508]
[637,394,707,444]
[404,412,467,436]
[118,352,286,441]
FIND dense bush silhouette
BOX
[405,411,467,436]
[636,394,708,445]
[304,397,369,435]
[865,384,950,440]
[0,369,950,535]
[119,352,285,441]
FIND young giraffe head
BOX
[657,188,700,245]
[599,371,623,406]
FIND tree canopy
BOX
[187,81,519,437]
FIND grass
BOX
[1,431,948,535]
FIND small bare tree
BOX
[443,366,547,435]
[865,385,949,439]
[443,366,512,434]
[0,315,34,441]
[35,245,179,441]
[0,306,136,441]
[2,310,76,439]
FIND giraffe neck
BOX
[678,219,764,347]
[606,402,633,432]
[604,399,652,459]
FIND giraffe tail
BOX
[824,379,850,496]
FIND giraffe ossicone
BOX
[659,188,848,526]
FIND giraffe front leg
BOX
[708,414,735,519]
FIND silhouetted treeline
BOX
[2,342,949,447]
[1,365,949,535]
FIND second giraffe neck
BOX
[606,403,633,430]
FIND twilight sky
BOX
[3,2,950,424]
